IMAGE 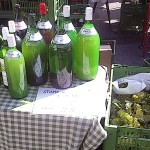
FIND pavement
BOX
[90,0,149,67]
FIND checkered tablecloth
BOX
[0,66,108,150]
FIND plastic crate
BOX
[103,64,150,150]
[143,58,150,67]
[0,0,13,18]
[119,0,147,32]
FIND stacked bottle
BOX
[14,4,27,40]
[63,5,77,74]
[8,20,22,52]
[0,27,9,87]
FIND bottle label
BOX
[33,55,42,77]
[5,50,21,58]
[29,31,43,41]
[37,21,52,30]
[0,58,8,86]
[54,34,71,44]
[15,21,27,30]
[80,27,98,36]
[57,68,72,88]
[64,22,75,31]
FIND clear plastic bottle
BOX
[14,4,27,40]
[0,27,9,87]
[22,13,48,86]
[63,5,77,74]
[4,34,28,99]
[49,20,73,89]
[8,20,22,52]
[76,7,100,80]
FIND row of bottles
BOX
[0,3,100,99]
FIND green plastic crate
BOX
[103,64,150,150]
[119,0,147,32]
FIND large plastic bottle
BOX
[76,7,100,80]
[49,19,73,89]
[4,34,28,99]
[63,5,77,74]
[14,4,27,40]
[22,13,48,86]
[0,27,9,87]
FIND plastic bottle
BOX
[49,19,73,89]
[22,13,48,86]
[63,5,77,74]
[0,27,9,87]
[8,20,22,52]
[4,34,28,99]
[14,4,27,40]
[76,7,100,80]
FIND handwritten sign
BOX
[32,66,108,118]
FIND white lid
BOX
[2,27,9,40]
[7,34,16,47]
[85,7,93,21]
[63,5,70,17]
[8,20,16,33]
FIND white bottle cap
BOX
[7,34,16,47]
[85,7,93,21]
[8,20,16,33]
[63,5,70,17]
[2,27,9,40]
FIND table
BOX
[0,66,108,150]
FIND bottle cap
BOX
[7,34,16,47]
[39,3,47,15]
[85,7,93,21]
[15,4,20,9]
[63,5,70,17]
[8,20,16,33]
[2,27,9,40]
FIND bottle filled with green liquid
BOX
[4,34,28,99]
[22,13,48,86]
[0,27,9,87]
[76,7,100,80]
[49,20,73,89]
[63,5,77,74]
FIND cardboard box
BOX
[100,44,112,78]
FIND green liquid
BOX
[22,39,48,86]
[4,50,28,99]
[66,30,77,74]
[76,23,100,80]
[49,33,73,89]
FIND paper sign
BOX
[32,66,108,117]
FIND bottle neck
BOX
[39,13,48,22]
[2,39,8,46]
[8,47,17,51]
[64,17,71,24]
[27,14,38,32]
[85,20,92,24]
[15,7,23,22]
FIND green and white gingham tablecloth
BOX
[0,66,108,150]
